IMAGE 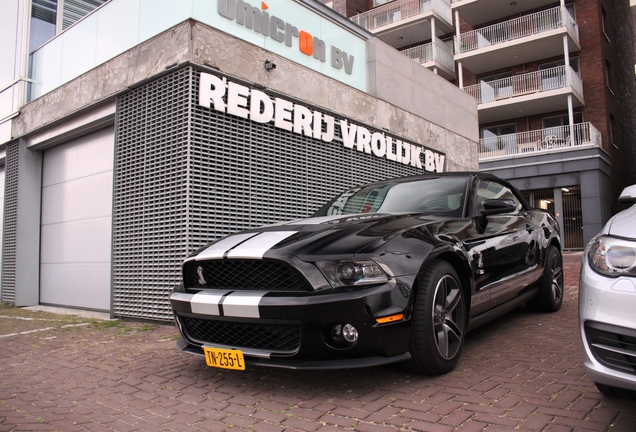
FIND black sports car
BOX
[170,172,563,374]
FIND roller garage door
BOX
[40,127,114,311]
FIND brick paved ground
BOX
[1,252,635,431]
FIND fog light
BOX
[342,324,358,343]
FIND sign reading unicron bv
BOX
[218,0,355,75]
[199,73,446,172]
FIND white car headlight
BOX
[315,260,389,288]
[588,235,636,277]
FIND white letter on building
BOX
[293,104,313,137]
[250,89,274,123]
[386,136,397,161]
[199,73,226,112]
[424,150,435,172]
[371,132,386,157]
[322,115,335,142]
[226,82,250,119]
[274,98,294,131]
[340,120,357,148]
[435,153,445,173]
[411,146,423,168]
[356,127,371,154]
[401,143,411,165]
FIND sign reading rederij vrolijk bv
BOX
[199,73,445,172]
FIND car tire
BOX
[595,383,636,399]
[402,260,466,375]
[526,245,563,313]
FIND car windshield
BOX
[313,177,468,217]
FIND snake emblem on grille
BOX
[197,266,206,286]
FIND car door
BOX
[465,178,542,309]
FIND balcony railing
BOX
[351,0,452,32]
[400,39,454,72]
[463,65,582,104]
[454,6,578,54]
[479,122,601,159]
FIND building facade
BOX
[345,0,636,249]
[0,0,478,318]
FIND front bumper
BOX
[170,282,413,370]
[579,256,636,391]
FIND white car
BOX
[580,184,636,398]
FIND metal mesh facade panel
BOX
[113,68,190,319]
[113,66,423,320]
[1,142,19,304]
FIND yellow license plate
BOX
[204,347,245,370]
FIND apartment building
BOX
[344,0,636,249]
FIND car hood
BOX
[189,213,454,262]
[604,204,636,239]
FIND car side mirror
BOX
[480,199,517,216]
[618,184,636,205]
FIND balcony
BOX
[479,122,601,160]
[463,65,584,123]
[454,7,580,75]
[451,0,557,27]
[400,39,455,79]
[350,0,453,49]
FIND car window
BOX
[476,179,523,215]
[314,177,468,217]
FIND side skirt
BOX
[466,288,539,332]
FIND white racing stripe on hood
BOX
[285,215,350,225]
[188,290,266,318]
[190,291,228,315]
[195,233,258,261]
[222,291,268,318]
[227,231,296,259]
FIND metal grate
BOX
[1,142,19,304]
[184,259,311,291]
[113,66,423,320]
[179,315,301,352]
[585,322,636,375]
[561,186,583,249]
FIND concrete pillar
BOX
[580,170,611,246]
[6,140,42,306]
[553,187,564,241]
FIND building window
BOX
[601,7,610,42]
[542,113,584,129]
[480,123,517,152]
[539,57,579,74]
[30,0,58,52]
[605,60,614,94]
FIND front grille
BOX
[585,322,636,375]
[184,259,311,291]
[180,316,301,352]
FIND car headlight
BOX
[315,260,389,288]
[588,235,636,277]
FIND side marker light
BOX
[376,314,404,324]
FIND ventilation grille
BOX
[112,68,191,319]
[179,315,301,352]
[113,66,422,320]
[1,142,19,304]
[184,259,311,292]
[585,322,636,375]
